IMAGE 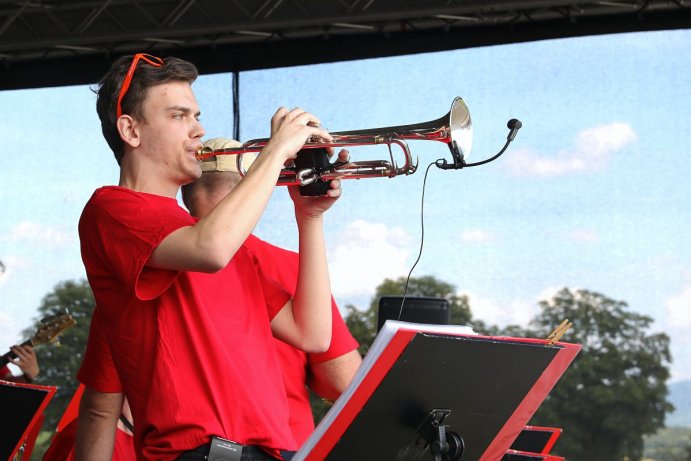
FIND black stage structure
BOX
[1,0,690,91]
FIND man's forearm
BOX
[75,388,123,461]
[308,349,363,400]
[293,214,332,353]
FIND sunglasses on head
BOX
[116,53,164,118]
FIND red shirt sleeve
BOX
[77,307,123,393]
[79,187,192,302]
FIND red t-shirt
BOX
[243,235,359,445]
[77,186,294,461]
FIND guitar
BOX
[1,313,77,368]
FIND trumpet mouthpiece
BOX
[195,146,214,161]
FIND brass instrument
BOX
[195,97,473,189]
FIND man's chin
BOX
[181,165,202,185]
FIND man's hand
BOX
[288,148,348,218]
[11,344,39,381]
[264,107,332,164]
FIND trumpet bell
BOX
[448,97,473,162]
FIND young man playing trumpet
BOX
[76,53,343,461]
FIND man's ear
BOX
[116,115,141,148]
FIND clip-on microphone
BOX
[436,118,522,170]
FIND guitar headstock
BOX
[31,313,77,346]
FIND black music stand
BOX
[508,426,562,455]
[502,452,564,461]
[0,380,56,461]
[294,321,580,461]
[377,296,450,332]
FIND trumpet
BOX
[195,97,472,194]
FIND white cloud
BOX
[460,229,497,244]
[463,291,539,328]
[506,122,637,177]
[536,286,567,304]
[666,279,691,329]
[328,220,411,298]
[0,255,27,287]
[662,278,691,381]
[0,310,23,349]
[5,221,73,247]
[564,228,599,243]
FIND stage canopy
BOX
[1,0,690,90]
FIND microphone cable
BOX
[396,118,522,321]
[397,160,437,322]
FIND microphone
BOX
[434,118,523,170]
[438,118,523,169]
[507,118,522,142]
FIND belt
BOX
[176,442,288,461]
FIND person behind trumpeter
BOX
[181,137,363,445]
[75,52,342,461]
[0,344,40,383]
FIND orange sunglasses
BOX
[116,53,164,118]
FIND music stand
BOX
[509,426,562,455]
[294,321,580,461]
[502,451,564,461]
[0,380,56,461]
[377,296,450,332]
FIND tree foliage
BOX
[527,288,673,461]
[21,279,95,431]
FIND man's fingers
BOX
[292,110,320,127]
[327,179,342,198]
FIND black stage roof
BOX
[1,0,690,91]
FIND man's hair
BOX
[181,170,241,216]
[95,55,199,165]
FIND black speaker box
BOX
[377,296,449,332]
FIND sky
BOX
[1,29,690,382]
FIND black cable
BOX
[397,160,437,322]
[119,414,134,433]
[462,138,511,168]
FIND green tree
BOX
[22,279,95,432]
[343,303,378,357]
[528,288,673,461]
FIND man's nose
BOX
[192,119,205,139]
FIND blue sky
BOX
[1,29,690,382]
